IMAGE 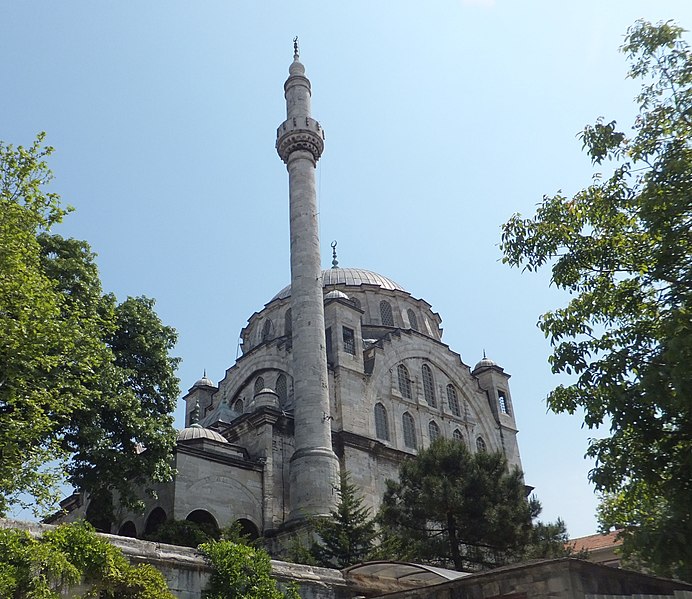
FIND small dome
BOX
[474,355,497,371]
[177,424,228,444]
[325,289,350,300]
[193,374,215,388]
[273,268,406,301]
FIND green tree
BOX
[199,540,300,599]
[0,134,179,519]
[144,519,220,548]
[500,20,692,580]
[521,519,588,560]
[310,470,377,568]
[0,134,102,514]
[0,521,174,598]
[378,438,547,571]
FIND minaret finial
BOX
[293,36,299,60]
[483,349,487,359]
[331,240,339,269]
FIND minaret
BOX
[276,40,339,521]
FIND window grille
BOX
[403,412,417,448]
[261,319,272,342]
[380,300,394,326]
[476,436,487,452]
[254,376,265,395]
[343,326,356,355]
[422,364,436,407]
[374,403,389,441]
[397,364,412,399]
[498,390,510,415]
[452,428,463,443]
[447,384,460,417]
[407,308,418,331]
[276,374,287,408]
[428,420,440,442]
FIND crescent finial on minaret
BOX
[293,36,299,59]
[331,240,339,269]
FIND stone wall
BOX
[0,519,353,599]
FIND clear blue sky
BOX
[2,1,691,537]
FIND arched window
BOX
[498,390,510,415]
[118,521,137,538]
[234,398,244,414]
[397,364,412,399]
[402,412,417,449]
[380,300,394,326]
[428,420,440,442]
[186,510,219,537]
[276,374,288,408]
[447,384,460,417]
[254,376,265,395]
[374,403,389,441]
[407,308,419,331]
[476,436,487,452]
[452,428,464,443]
[284,309,292,337]
[261,318,272,342]
[144,507,167,536]
[422,364,436,407]
[235,519,260,541]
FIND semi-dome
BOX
[272,267,406,301]
[177,424,228,444]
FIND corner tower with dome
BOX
[57,47,523,550]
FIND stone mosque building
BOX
[61,47,523,548]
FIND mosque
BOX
[60,45,523,549]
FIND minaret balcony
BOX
[276,117,325,164]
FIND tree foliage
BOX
[144,519,220,548]
[0,521,174,598]
[310,470,377,568]
[378,438,546,571]
[500,20,692,580]
[0,134,179,517]
[199,540,300,599]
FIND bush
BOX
[0,521,174,598]
[199,540,300,599]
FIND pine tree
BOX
[310,470,377,568]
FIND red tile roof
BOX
[570,531,621,552]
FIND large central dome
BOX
[272,267,406,301]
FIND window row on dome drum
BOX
[257,300,427,348]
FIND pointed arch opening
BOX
[422,364,436,407]
[397,364,412,399]
[144,507,167,536]
[403,412,417,449]
[428,420,440,442]
[447,384,460,417]
[374,402,390,441]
